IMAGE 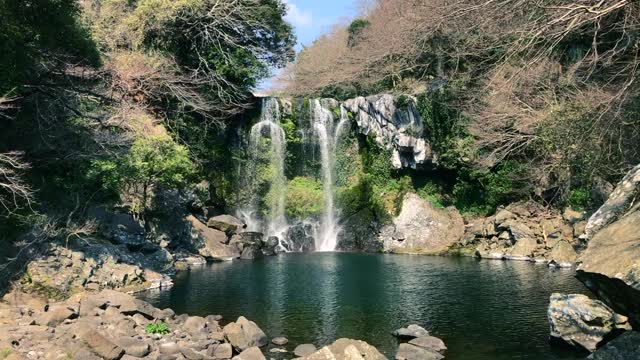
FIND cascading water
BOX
[311,99,347,251]
[241,98,289,249]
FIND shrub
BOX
[145,321,171,335]
[567,188,591,211]
[285,177,324,219]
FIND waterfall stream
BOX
[241,98,289,250]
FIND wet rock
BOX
[392,324,430,340]
[408,336,447,354]
[240,245,263,260]
[207,215,245,236]
[395,343,443,360]
[381,193,464,254]
[294,344,317,357]
[271,337,288,346]
[588,331,640,359]
[286,222,315,252]
[548,293,632,352]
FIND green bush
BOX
[347,18,371,47]
[567,188,591,210]
[285,177,324,219]
[145,321,171,335]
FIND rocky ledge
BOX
[0,290,446,360]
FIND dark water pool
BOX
[138,253,590,360]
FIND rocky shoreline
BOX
[0,289,446,360]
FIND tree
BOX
[92,135,195,218]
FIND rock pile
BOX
[458,201,584,266]
[392,324,447,360]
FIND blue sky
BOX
[258,0,359,91]
[283,0,359,50]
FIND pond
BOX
[138,253,590,360]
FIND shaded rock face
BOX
[584,164,640,239]
[285,222,316,252]
[548,293,632,352]
[207,215,246,236]
[380,193,464,254]
[588,331,640,359]
[337,209,383,253]
[460,201,583,266]
[343,95,433,169]
[576,164,640,328]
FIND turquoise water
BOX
[139,253,590,359]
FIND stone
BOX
[509,238,538,259]
[207,215,245,236]
[213,343,233,359]
[381,193,464,254]
[548,293,632,352]
[181,347,205,360]
[285,222,315,252]
[500,220,535,241]
[563,208,585,223]
[588,331,640,359]
[408,336,447,354]
[232,347,265,360]
[392,324,430,339]
[223,317,267,351]
[35,305,77,327]
[548,241,578,266]
[159,342,181,355]
[271,337,288,346]
[395,343,443,360]
[240,245,263,260]
[326,339,385,360]
[294,344,317,357]
[184,316,208,337]
[114,337,151,358]
[77,328,125,360]
[188,215,239,261]
[576,170,640,327]
[494,210,516,225]
[584,164,640,238]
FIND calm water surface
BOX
[139,253,590,360]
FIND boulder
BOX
[584,164,640,238]
[301,339,385,360]
[392,324,430,339]
[187,215,239,261]
[588,331,640,359]
[381,193,464,254]
[548,293,632,352]
[240,245,263,260]
[395,343,443,360]
[548,241,578,267]
[76,327,125,360]
[183,316,208,337]
[223,317,268,351]
[509,238,538,259]
[213,343,233,359]
[114,337,151,358]
[207,215,245,236]
[576,165,640,327]
[286,222,316,252]
[232,347,265,360]
[294,344,318,357]
[35,305,77,327]
[408,336,447,354]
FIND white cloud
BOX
[283,0,313,27]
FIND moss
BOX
[0,348,13,360]
[285,177,324,219]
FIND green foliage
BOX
[285,177,324,219]
[416,182,446,209]
[567,188,591,211]
[347,18,371,47]
[145,321,171,335]
[90,135,195,214]
[395,95,413,111]
[0,348,13,360]
[0,0,99,94]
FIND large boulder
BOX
[207,215,245,236]
[187,215,239,261]
[343,94,432,169]
[381,193,464,254]
[584,164,640,239]
[508,238,538,259]
[395,343,443,360]
[548,293,632,352]
[223,316,268,352]
[301,339,385,360]
[548,241,578,267]
[286,222,316,252]
[576,165,640,327]
[392,324,430,340]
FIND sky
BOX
[257,0,360,92]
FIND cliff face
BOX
[576,164,640,327]
[343,94,433,169]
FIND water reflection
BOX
[139,253,589,360]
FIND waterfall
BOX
[241,98,289,249]
[311,99,346,251]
